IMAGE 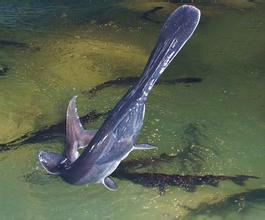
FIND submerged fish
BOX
[85,76,203,97]
[38,5,201,190]
[113,170,258,192]
[141,6,164,23]
[0,39,40,51]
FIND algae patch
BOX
[0,35,148,145]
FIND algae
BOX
[0,35,147,145]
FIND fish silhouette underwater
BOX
[38,5,201,190]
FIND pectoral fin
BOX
[38,151,65,175]
[102,177,118,191]
[133,144,157,150]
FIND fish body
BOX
[38,5,201,190]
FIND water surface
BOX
[0,0,264,219]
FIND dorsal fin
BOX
[65,96,97,162]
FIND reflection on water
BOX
[0,0,265,219]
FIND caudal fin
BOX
[38,151,65,175]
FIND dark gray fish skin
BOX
[59,5,201,188]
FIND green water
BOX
[0,0,265,219]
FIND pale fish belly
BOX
[97,148,134,183]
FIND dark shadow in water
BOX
[0,76,201,150]
[141,6,164,24]
[118,122,216,173]
[176,122,217,173]
[24,148,258,193]
[119,152,179,171]
[83,76,202,97]
[0,110,107,152]
[0,39,40,52]
[24,169,57,185]
[22,121,257,193]
[112,170,258,193]
[22,119,246,194]
[190,188,265,219]
[0,64,9,76]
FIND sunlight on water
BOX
[0,0,265,219]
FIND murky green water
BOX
[0,0,265,219]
